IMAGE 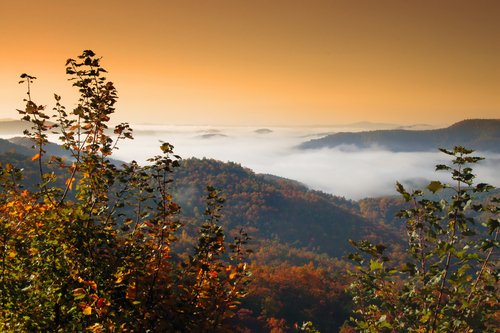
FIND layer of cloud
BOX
[65,125,500,200]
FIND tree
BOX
[347,146,499,332]
[0,50,250,332]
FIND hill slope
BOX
[172,158,400,257]
[0,138,401,258]
[299,119,500,152]
[0,138,33,156]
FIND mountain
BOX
[197,133,228,139]
[299,119,500,152]
[0,120,32,135]
[8,136,72,159]
[0,136,125,166]
[254,128,273,134]
[172,158,401,257]
[0,137,400,258]
[0,138,33,156]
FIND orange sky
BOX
[0,0,499,126]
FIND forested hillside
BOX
[0,139,402,260]
[0,131,404,332]
[2,129,497,332]
[172,158,401,258]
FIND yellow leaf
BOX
[229,272,237,280]
[114,271,124,284]
[65,177,74,190]
[87,323,103,333]
[7,250,17,259]
[31,153,41,161]
[82,305,92,315]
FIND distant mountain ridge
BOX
[0,138,33,156]
[299,119,500,152]
[8,137,73,158]
[0,137,124,165]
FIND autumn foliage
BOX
[0,51,251,332]
[2,50,497,333]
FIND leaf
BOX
[87,280,97,291]
[396,182,411,201]
[474,183,494,193]
[369,259,383,271]
[96,298,109,307]
[31,153,41,161]
[126,283,136,300]
[65,178,74,190]
[114,271,125,284]
[348,253,363,263]
[438,148,454,155]
[82,305,92,315]
[435,164,451,171]
[7,250,17,259]
[73,288,86,298]
[486,218,499,235]
[427,181,444,194]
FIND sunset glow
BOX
[1,0,498,125]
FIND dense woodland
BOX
[0,51,498,332]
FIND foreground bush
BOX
[0,51,250,332]
[348,146,499,332]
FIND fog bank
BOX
[109,125,498,200]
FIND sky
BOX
[0,0,499,126]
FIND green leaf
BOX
[348,253,363,263]
[439,148,454,155]
[427,181,444,193]
[474,183,494,193]
[435,164,451,171]
[369,259,383,271]
[396,182,411,201]
[486,218,499,235]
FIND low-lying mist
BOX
[2,124,491,200]
[107,124,499,200]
